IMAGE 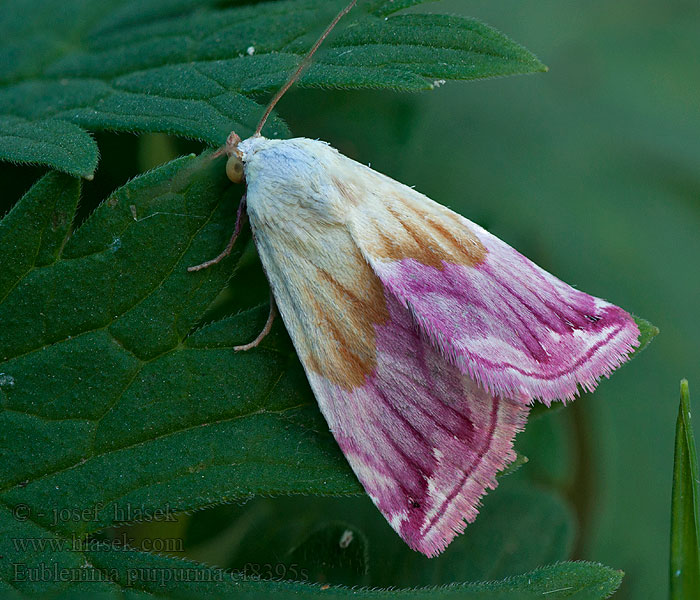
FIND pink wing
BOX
[348,183,640,404]
[250,205,528,557]
[306,293,528,557]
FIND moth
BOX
[190,1,640,557]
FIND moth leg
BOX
[234,295,277,351]
[188,194,247,272]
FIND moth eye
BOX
[226,155,244,183]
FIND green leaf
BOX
[0,160,358,543]
[632,315,659,357]
[0,117,97,179]
[77,557,623,598]
[670,379,700,600]
[0,504,622,600]
[0,0,546,177]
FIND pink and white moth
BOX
[190,1,640,557]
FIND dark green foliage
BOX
[0,0,545,177]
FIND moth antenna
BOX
[254,0,358,136]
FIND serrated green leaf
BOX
[0,0,546,176]
[0,160,360,552]
[670,379,700,600]
[0,504,622,600]
[79,556,623,599]
[0,117,98,179]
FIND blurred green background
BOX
[2,0,698,597]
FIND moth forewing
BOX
[232,136,639,556]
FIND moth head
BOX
[224,131,245,184]
[223,0,357,184]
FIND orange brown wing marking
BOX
[298,248,389,390]
[362,191,486,270]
